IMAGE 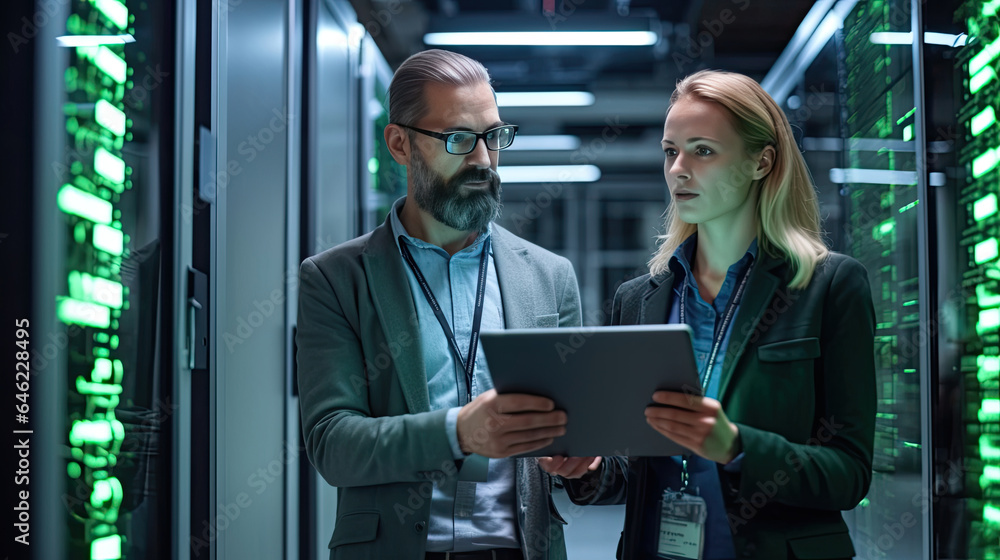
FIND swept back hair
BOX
[387,49,492,127]
[648,69,828,289]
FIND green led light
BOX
[902,124,913,142]
[95,147,125,186]
[985,0,1000,17]
[903,442,921,448]
[94,46,127,84]
[57,297,111,328]
[58,184,113,224]
[896,107,916,125]
[110,335,119,349]
[90,534,122,560]
[981,435,1000,459]
[978,356,999,384]
[93,358,113,382]
[93,224,124,255]
[979,308,1000,334]
[93,0,129,30]
[971,36,1000,76]
[973,107,997,137]
[973,148,1000,178]
[976,193,999,221]
[368,157,379,174]
[69,419,113,446]
[68,462,82,479]
[976,237,999,264]
[982,466,1000,488]
[979,399,1000,422]
[95,99,126,137]
[68,271,123,309]
[986,504,1000,527]
[978,284,1000,307]
[879,219,895,235]
[972,67,997,94]
[899,200,919,213]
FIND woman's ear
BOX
[754,145,777,180]
[384,124,412,166]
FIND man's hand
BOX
[644,391,741,464]
[538,456,602,479]
[457,389,567,458]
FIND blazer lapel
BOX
[361,217,429,413]
[717,252,785,404]
[491,229,533,329]
[638,272,675,325]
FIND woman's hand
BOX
[645,391,741,464]
[538,456,602,479]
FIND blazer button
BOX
[414,521,426,533]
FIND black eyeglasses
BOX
[396,123,519,155]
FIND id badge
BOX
[656,488,707,560]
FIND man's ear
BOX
[385,124,412,166]
[753,145,777,180]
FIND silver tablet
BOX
[481,324,702,457]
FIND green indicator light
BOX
[95,147,125,185]
[368,157,379,174]
[976,193,999,221]
[973,148,1000,178]
[903,369,916,373]
[975,237,999,264]
[69,419,113,446]
[858,498,870,507]
[898,200,919,213]
[68,272,123,309]
[985,0,1000,17]
[978,284,1000,307]
[57,297,111,328]
[979,355,1000,384]
[93,357,113,382]
[879,219,895,235]
[90,534,122,560]
[972,67,996,94]
[74,222,87,244]
[979,398,1000,422]
[93,0,129,30]
[979,308,1000,334]
[94,46,127,84]
[110,335,119,349]
[902,442,920,449]
[95,99,126,137]
[982,466,1000,487]
[986,505,1000,527]
[68,462,82,479]
[902,300,918,306]
[58,184,113,224]
[896,107,916,125]
[973,107,997,137]
[93,224,124,255]
[971,36,1000,76]
[980,435,1000,459]
[903,124,913,142]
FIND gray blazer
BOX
[296,209,582,560]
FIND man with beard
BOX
[296,49,583,560]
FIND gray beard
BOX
[409,151,502,233]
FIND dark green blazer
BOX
[566,250,876,560]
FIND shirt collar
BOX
[668,232,758,286]
[388,196,492,259]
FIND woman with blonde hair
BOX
[542,70,876,559]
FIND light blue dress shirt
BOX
[640,233,757,560]
[389,200,520,552]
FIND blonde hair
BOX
[648,70,828,289]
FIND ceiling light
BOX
[499,165,601,183]
[829,168,916,185]
[56,34,135,47]
[496,92,594,107]
[506,135,581,151]
[869,32,967,47]
[424,31,657,47]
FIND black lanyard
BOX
[398,235,490,405]
[679,261,754,391]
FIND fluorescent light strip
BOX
[58,184,113,224]
[95,147,126,186]
[507,135,581,151]
[95,100,126,137]
[496,92,594,107]
[424,31,657,47]
[93,0,129,29]
[869,32,967,47]
[57,34,134,47]
[829,168,917,185]
[94,46,127,83]
[498,165,601,183]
